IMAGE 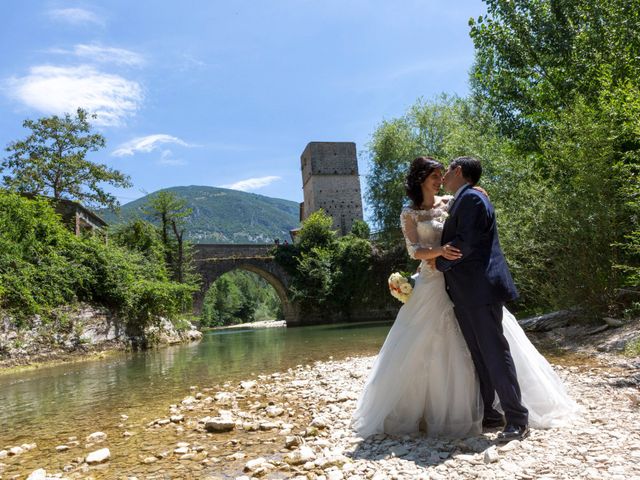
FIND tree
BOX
[468,0,640,316]
[2,108,131,209]
[365,95,475,236]
[144,190,194,283]
[350,220,371,239]
[469,0,640,145]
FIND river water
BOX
[0,321,393,450]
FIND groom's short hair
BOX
[450,156,482,185]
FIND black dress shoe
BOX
[482,416,506,429]
[496,424,529,443]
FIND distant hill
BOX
[99,186,300,244]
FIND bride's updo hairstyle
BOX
[405,156,444,209]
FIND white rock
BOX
[285,435,303,448]
[266,405,284,417]
[483,446,499,464]
[240,380,257,390]
[86,431,107,443]
[244,457,267,472]
[327,471,344,480]
[311,416,328,429]
[56,445,70,452]
[170,414,184,423]
[259,422,278,430]
[26,469,47,480]
[86,448,111,464]
[286,446,316,465]
[8,446,24,456]
[214,392,234,405]
[174,446,189,454]
[205,417,235,432]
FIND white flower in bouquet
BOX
[388,272,414,303]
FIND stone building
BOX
[299,142,364,236]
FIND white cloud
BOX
[220,176,281,192]
[4,65,143,126]
[48,8,104,26]
[158,149,187,166]
[112,134,191,156]
[63,44,144,66]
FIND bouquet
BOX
[388,272,417,304]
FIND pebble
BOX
[86,431,107,443]
[205,417,235,432]
[85,447,111,464]
[26,469,47,480]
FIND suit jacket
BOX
[435,185,518,307]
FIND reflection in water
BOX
[0,321,393,446]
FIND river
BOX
[0,321,393,450]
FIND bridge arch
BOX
[192,244,299,324]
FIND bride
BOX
[351,156,580,439]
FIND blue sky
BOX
[0,1,485,207]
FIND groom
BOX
[435,156,529,442]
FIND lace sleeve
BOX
[400,208,421,259]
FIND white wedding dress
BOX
[351,200,580,439]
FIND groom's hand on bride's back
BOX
[473,185,489,197]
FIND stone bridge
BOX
[192,244,300,325]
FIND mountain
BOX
[99,186,300,244]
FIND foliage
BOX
[365,95,472,235]
[200,270,282,327]
[1,109,131,209]
[100,185,299,244]
[110,219,166,272]
[469,0,640,146]
[464,0,640,316]
[0,191,196,330]
[350,220,371,239]
[142,190,199,284]
[274,210,376,316]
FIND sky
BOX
[0,0,486,208]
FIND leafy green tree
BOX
[467,0,640,316]
[110,219,167,277]
[144,190,195,283]
[470,0,640,145]
[274,210,376,316]
[366,95,474,236]
[350,220,371,239]
[1,108,131,209]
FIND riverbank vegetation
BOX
[0,109,199,340]
[0,192,197,333]
[366,0,639,320]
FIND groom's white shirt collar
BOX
[453,183,472,202]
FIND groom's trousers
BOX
[454,303,529,426]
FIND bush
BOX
[0,191,197,331]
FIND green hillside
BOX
[100,186,300,244]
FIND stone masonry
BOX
[300,142,364,235]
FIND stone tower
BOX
[300,142,363,235]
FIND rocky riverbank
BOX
[0,303,202,371]
[2,326,639,479]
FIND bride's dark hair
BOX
[405,156,444,208]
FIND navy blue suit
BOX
[436,185,528,426]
